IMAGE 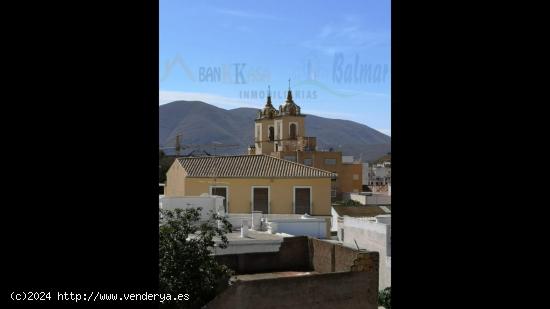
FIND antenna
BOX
[268,85,271,97]
[288,78,291,91]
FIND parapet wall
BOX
[216,236,379,276]
[215,236,310,274]
[341,216,390,289]
[205,270,377,309]
[210,237,379,309]
[309,238,379,274]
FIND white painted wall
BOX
[375,215,391,225]
[159,195,225,219]
[331,207,340,232]
[269,217,327,238]
[227,213,329,238]
[373,166,389,178]
[371,165,391,184]
[213,231,285,255]
[362,163,369,185]
[339,216,391,290]
[349,193,391,205]
[214,240,283,255]
[342,156,354,163]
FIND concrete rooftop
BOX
[233,271,318,281]
[214,230,294,255]
[224,230,292,242]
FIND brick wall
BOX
[309,238,379,276]
[206,267,378,309]
[309,238,335,272]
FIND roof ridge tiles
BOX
[177,154,333,178]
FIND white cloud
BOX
[302,16,390,55]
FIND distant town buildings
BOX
[362,158,391,196]
[367,160,391,186]
[248,86,363,199]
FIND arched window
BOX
[290,123,297,139]
[269,126,274,141]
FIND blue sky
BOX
[159,0,391,135]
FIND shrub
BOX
[343,199,362,206]
[159,208,233,308]
[378,287,391,309]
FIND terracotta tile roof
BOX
[177,155,334,178]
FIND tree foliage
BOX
[159,208,233,308]
[378,287,391,309]
[342,199,362,207]
[159,150,176,183]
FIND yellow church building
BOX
[249,86,363,199]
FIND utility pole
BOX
[175,134,181,156]
[160,131,239,156]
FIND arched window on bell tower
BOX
[269,126,275,141]
[290,123,297,139]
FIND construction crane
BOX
[160,133,240,156]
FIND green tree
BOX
[159,208,233,308]
[378,287,391,309]
[159,150,176,183]
[343,199,362,207]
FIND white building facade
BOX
[337,215,391,289]
[368,161,391,186]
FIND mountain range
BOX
[159,101,391,162]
